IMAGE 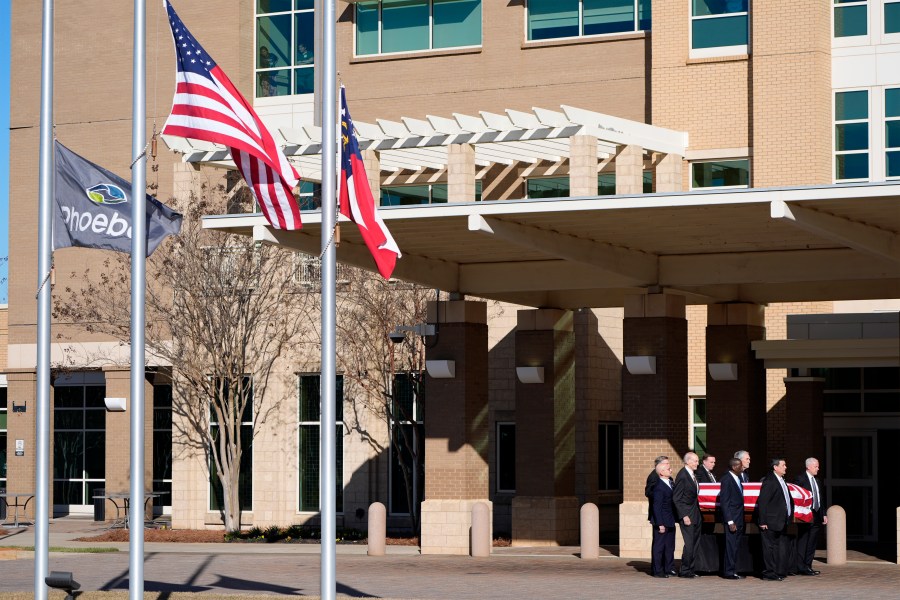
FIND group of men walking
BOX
[647,451,827,581]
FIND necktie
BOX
[778,476,791,515]
[692,470,698,493]
[811,476,820,511]
[710,470,716,483]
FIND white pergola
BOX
[162,105,688,181]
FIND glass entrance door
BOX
[826,431,877,541]
[53,383,106,514]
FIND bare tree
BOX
[335,269,434,533]
[54,186,315,532]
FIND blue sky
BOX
[0,0,9,304]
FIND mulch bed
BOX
[0,529,9,537]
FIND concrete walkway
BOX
[2,518,899,599]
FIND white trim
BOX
[688,1,750,59]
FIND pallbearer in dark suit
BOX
[645,455,670,522]
[719,457,746,579]
[756,458,794,581]
[673,452,702,578]
[650,461,676,578]
[698,454,717,483]
[795,457,827,575]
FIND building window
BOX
[597,171,653,195]
[690,159,750,189]
[53,380,106,509]
[886,88,900,177]
[691,397,708,455]
[298,374,344,512]
[356,0,482,56]
[598,422,622,491]
[292,253,352,290]
[526,176,569,198]
[816,367,900,413]
[887,0,900,33]
[209,377,253,512]
[255,0,315,98]
[690,0,749,56]
[527,0,651,41]
[0,387,7,488]
[297,180,322,211]
[381,184,448,206]
[496,422,516,493]
[390,373,424,515]
[835,90,869,181]
[152,385,173,513]
[835,0,868,38]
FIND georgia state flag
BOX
[339,87,401,279]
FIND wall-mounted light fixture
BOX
[104,397,127,412]
[708,363,738,381]
[624,356,657,375]
[425,360,456,379]
[516,366,545,384]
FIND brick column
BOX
[420,300,491,555]
[705,304,767,475]
[5,370,38,517]
[619,293,687,559]
[447,144,476,202]
[569,135,599,197]
[103,367,154,521]
[362,149,381,203]
[655,153,683,192]
[512,309,577,546]
[783,377,825,476]
[615,144,644,195]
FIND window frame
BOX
[689,158,751,190]
[821,367,900,414]
[0,386,7,489]
[690,396,707,455]
[388,371,425,516]
[354,0,484,58]
[52,379,107,512]
[833,0,870,45]
[254,0,316,99]
[689,0,750,59]
[885,87,900,179]
[380,183,449,206]
[495,421,516,493]
[298,373,344,513]
[208,376,254,513]
[834,88,871,183]
[152,384,173,515]
[525,0,650,43]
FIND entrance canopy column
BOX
[705,304,767,473]
[616,144,644,195]
[783,376,826,477]
[511,309,577,546]
[569,135,599,197]
[361,149,380,202]
[619,293,688,559]
[447,144,476,203]
[421,300,491,555]
[655,153,683,192]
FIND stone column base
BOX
[511,496,579,546]
[420,499,493,555]
[619,500,686,559]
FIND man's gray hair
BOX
[805,457,819,468]
[683,451,698,464]
[735,450,749,459]
[654,455,669,466]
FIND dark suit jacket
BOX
[672,467,702,523]
[697,465,716,483]
[794,472,826,523]
[756,473,794,530]
[719,472,745,526]
[651,478,676,528]
[645,470,660,519]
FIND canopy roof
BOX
[203,182,900,309]
[162,105,689,180]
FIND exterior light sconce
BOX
[516,366,545,384]
[425,360,456,379]
[708,363,738,381]
[624,356,656,375]
[104,397,127,412]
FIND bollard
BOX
[826,505,846,566]
[471,502,491,557]
[367,502,386,557]
[580,503,600,559]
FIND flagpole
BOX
[34,0,55,598]
[129,0,148,598]
[320,0,337,599]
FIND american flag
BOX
[698,482,814,523]
[339,86,401,279]
[162,0,301,230]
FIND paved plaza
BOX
[1,519,899,599]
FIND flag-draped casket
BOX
[698,482,814,523]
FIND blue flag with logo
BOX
[53,141,183,256]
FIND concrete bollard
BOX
[580,503,600,559]
[471,502,491,557]
[367,502,386,557]
[826,505,846,566]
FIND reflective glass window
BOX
[691,0,748,50]
[691,159,750,188]
[834,1,867,38]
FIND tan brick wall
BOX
[0,307,8,370]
